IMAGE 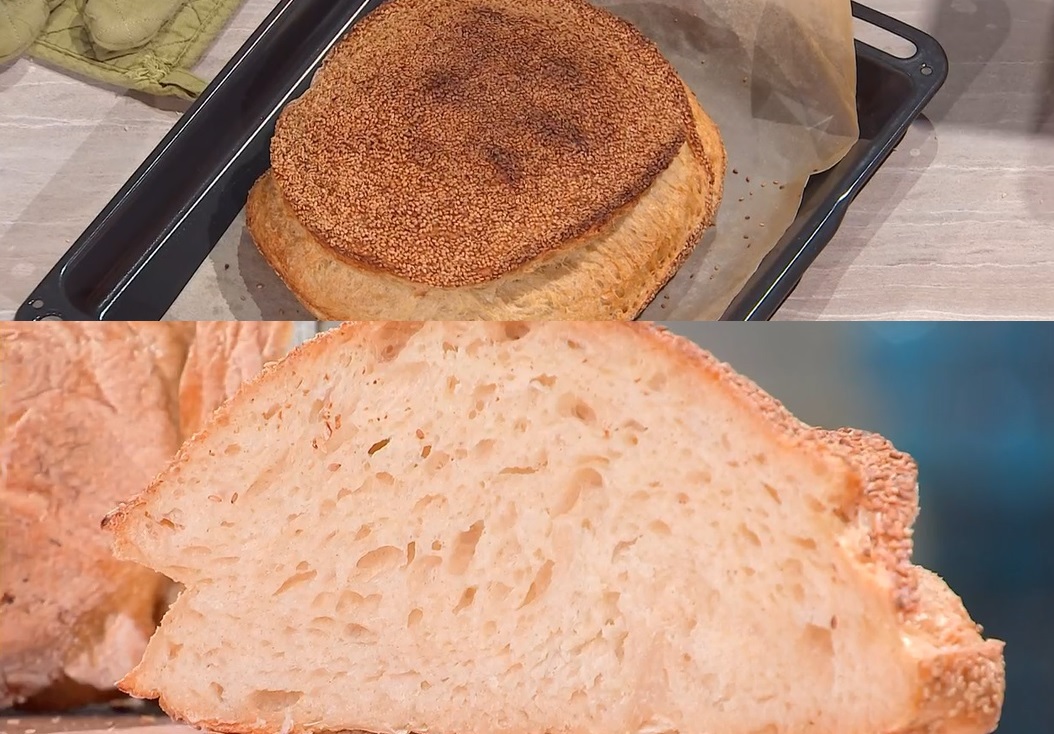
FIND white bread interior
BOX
[105,323,1004,734]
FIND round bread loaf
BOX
[249,0,726,319]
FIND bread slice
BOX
[105,323,1004,734]
[247,0,726,319]
[0,322,292,710]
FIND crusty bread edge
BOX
[103,323,1004,734]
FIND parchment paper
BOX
[167,0,858,321]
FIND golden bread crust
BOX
[268,0,708,288]
[178,322,295,439]
[0,323,190,709]
[250,92,725,319]
[0,322,294,710]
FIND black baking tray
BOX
[15,1,948,322]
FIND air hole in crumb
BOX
[531,374,557,388]
[738,524,762,546]
[421,444,432,459]
[224,444,242,456]
[503,323,531,340]
[367,438,390,456]
[519,560,555,608]
[551,482,582,517]
[792,536,817,551]
[356,546,403,573]
[558,394,597,424]
[407,608,424,627]
[763,483,782,505]
[449,521,485,575]
[688,469,712,485]
[615,632,628,666]
[490,582,512,600]
[649,520,672,536]
[345,623,376,642]
[474,381,498,399]
[454,586,478,613]
[571,467,603,494]
[336,591,381,614]
[805,496,826,514]
[248,689,302,712]
[612,537,639,561]
[500,465,538,475]
[354,524,372,541]
[676,492,690,505]
[414,494,447,514]
[405,542,417,565]
[274,569,317,595]
[209,683,225,701]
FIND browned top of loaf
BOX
[269,0,692,288]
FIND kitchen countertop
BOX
[0,0,1050,321]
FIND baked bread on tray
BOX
[0,322,293,710]
[246,0,726,320]
[105,323,1003,734]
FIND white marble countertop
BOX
[1,0,1051,321]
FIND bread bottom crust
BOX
[246,93,726,320]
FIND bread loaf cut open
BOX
[105,323,1004,734]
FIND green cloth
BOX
[0,0,245,99]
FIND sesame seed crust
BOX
[248,86,724,319]
[639,324,1005,734]
[269,0,701,288]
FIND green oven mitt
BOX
[0,0,244,99]
[0,0,60,63]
